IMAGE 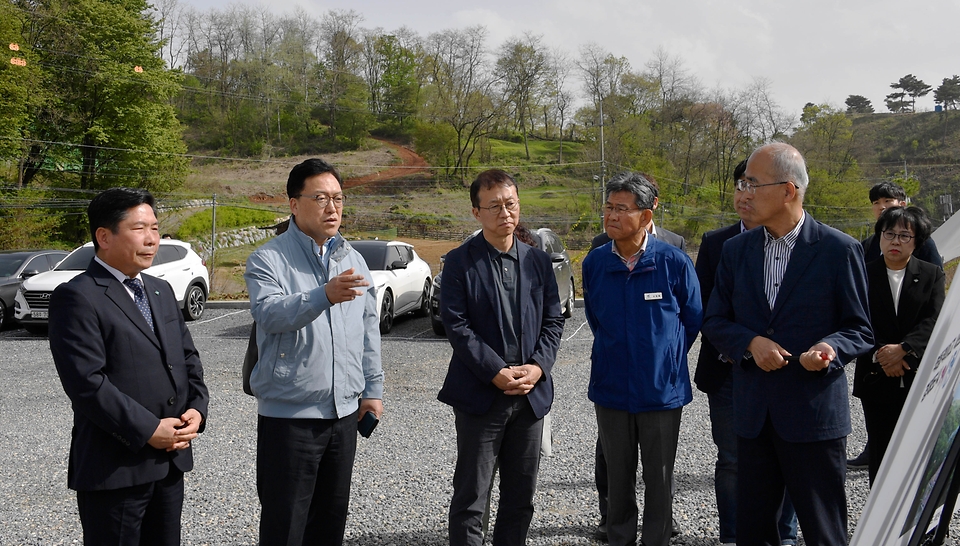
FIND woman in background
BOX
[853,206,945,485]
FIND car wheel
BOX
[563,278,575,318]
[415,280,431,317]
[379,290,394,335]
[182,284,206,321]
[0,303,6,331]
[25,324,47,336]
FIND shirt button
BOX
[167,397,176,405]
[167,364,173,370]
[767,328,775,335]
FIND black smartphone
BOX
[358,411,379,438]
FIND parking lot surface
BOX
[1,309,888,544]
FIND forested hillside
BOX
[1,0,958,251]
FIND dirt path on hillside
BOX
[342,140,429,189]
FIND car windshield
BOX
[0,255,26,277]
[353,245,388,271]
[56,247,96,271]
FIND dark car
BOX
[0,249,69,330]
[429,227,575,336]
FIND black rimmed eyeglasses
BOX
[881,230,915,244]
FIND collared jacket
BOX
[438,234,564,418]
[582,236,702,413]
[244,217,383,419]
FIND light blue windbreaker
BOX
[244,217,383,419]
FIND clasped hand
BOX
[148,408,203,452]
[876,343,910,377]
[325,268,370,304]
[492,364,542,395]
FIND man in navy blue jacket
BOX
[438,169,564,546]
[583,171,702,546]
[703,143,873,545]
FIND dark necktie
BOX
[123,278,154,332]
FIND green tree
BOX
[0,187,66,249]
[888,74,931,113]
[790,103,871,233]
[0,1,48,181]
[419,26,502,182]
[16,0,187,195]
[845,95,874,114]
[934,76,960,110]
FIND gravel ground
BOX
[0,307,899,545]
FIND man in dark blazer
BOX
[49,188,208,545]
[703,143,873,545]
[695,159,797,546]
[439,169,564,546]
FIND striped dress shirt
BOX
[763,214,805,310]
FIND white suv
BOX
[14,239,209,334]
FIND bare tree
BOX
[496,33,548,160]
[546,48,573,162]
[421,26,502,182]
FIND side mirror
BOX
[21,270,41,279]
[550,253,565,263]
[389,260,407,270]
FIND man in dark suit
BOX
[438,169,564,546]
[695,160,797,546]
[703,143,873,545]
[49,187,208,545]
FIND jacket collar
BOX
[88,260,161,348]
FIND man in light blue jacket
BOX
[244,158,384,546]
[582,172,702,546]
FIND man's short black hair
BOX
[875,206,933,251]
[88,188,155,251]
[869,182,907,203]
[733,159,748,181]
[605,172,657,210]
[287,158,343,200]
[470,169,518,208]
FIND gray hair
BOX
[751,142,809,199]
[605,171,657,210]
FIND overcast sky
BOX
[188,0,960,117]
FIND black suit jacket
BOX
[692,222,742,393]
[49,260,208,491]
[437,235,564,418]
[852,256,945,400]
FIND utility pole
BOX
[210,194,217,294]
